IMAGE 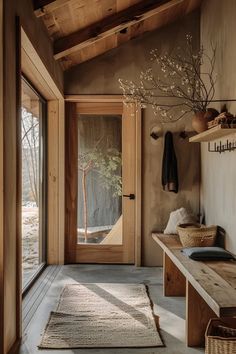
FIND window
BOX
[77,113,122,245]
[21,76,47,291]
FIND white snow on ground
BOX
[22,206,40,287]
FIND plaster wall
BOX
[65,11,201,266]
[201,0,236,254]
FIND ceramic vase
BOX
[192,111,208,133]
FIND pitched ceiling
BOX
[33,0,202,70]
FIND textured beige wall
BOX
[201,0,236,254]
[65,11,201,266]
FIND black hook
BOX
[150,132,159,140]
[179,131,188,139]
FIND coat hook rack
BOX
[150,130,189,140]
[208,139,236,153]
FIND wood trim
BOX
[15,15,22,342]
[121,103,136,264]
[65,95,124,103]
[58,98,65,264]
[21,28,63,100]
[54,0,178,60]
[0,0,3,352]
[71,245,124,264]
[21,48,56,99]
[135,104,142,266]
[47,101,59,263]
[76,102,123,115]
[47,98,64,264]
[65,102,78,263]
[7,340,21,354]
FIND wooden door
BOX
[65,98,140,264]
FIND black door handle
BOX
[123,194,135,200]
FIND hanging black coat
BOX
[162,131,178,193]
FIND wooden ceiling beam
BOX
[33,0,71,17]
[53,0,184,60]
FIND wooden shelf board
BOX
[189,124,236,142]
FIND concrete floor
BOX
[20,265,204,354]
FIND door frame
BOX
[65,95,142,266]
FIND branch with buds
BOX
[119,35,217,122]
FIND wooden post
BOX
[65,102,78,263]
[186,281,215,347]
[0,0,3,352]
[163,252,186,296]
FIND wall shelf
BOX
[189,124,236,143]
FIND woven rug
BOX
[39,283,164,348]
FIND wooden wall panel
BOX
[65,102,78,263]
[2,16,22,354]
[135,105,142,266]
[0,0,4,352]
[15,16,22,344]
[122,103,136,264]
[47,100,59,263]
[58,98,65,264]
[1,1,64,352]
[47,99,65,264]
[76,101,123,115]
[3,5,18,350]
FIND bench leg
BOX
[186,281,215,347]
[163,252,186,296]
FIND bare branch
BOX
[119,34,217,122]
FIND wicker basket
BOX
[206,318,236,354]
[177,223,217,247]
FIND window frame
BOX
[21,75,48,295]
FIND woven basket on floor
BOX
[205,318,236,354]
[177,223,217,247]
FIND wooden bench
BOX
[152,233,236,347]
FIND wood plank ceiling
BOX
[33,0,202,71]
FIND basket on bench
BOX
[177,223,217,248]
[205,318,236,354]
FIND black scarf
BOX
[162,131,178,193]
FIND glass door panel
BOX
[21,77,46,289]
[77,114,122,245]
